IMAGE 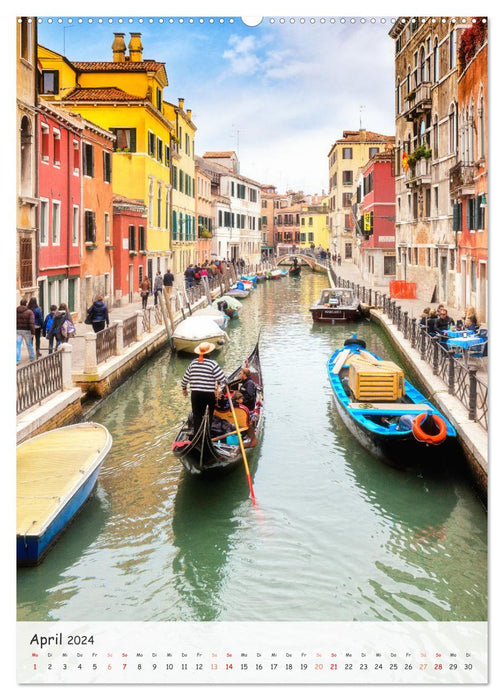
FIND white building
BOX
[199,152,262,264]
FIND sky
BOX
[37,14,396,196]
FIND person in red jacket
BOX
[16,298,35,363]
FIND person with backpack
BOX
[49,303,74,349]
[28,297,44,358]
[153,272,163,306]
[42,304,58,354]
[86,295,110,333]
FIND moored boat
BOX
[310,287,364,322]
[192,306,230,329]
[270,268,287,279]
[172,316,229,354]
[327,336,457,469]
[172,341,264,476]
[17,422,113,565]
[212,295,242,319]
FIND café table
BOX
[445,334,485,366]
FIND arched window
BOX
[478,90,486,160]
[419,46,426,83]
[432,115,439,159]
[433,38,439,82]
[449,103,457,154]
[396,79,401,114]
[20,115,33,198]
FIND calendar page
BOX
[14,1,491,691]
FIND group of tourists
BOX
[419,304,479,337]
[16,298,76,363]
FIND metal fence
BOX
[331,272,488,431]
[123,315,137,348]
[96,324,118,364]
[16,351,63,415]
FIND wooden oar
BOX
[225,384,256,505]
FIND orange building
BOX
[451,19,488,321]
[76,116,115,316]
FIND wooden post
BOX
[163,287,175,332]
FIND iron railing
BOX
[123,316,137,348]
[332,272,488,431]
[17,351,63,415]
[96,324,117,364]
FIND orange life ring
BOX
[412,413,447,445]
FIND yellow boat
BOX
[17,422,112,566]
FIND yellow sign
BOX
[364,212,371,231]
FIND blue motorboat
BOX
[328,337,457,469]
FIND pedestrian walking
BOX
[86,295,110,333]
[184,265,195,289]
[16,298,35,363]
[180,342,227,436]
[163,269,174,291]
[139,276,150,309]
[42,304,58,354]
[27,297,44,358]
[153,271,163,306]
[49,303,74,350]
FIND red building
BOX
[37,100,82,316]
[355,150,396,286]
[112,194,148,305]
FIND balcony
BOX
[449,161,477,197]
[405,157,431,188]
[404,82,432,121]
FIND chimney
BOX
[128,33,143,62]
[112,33,126,62]
[178,97,185,110]
[187,109,192,121]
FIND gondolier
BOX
[181,342,227,436]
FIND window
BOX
[128,225,136,251]
[73,140,80,173]
[237,183,246,199]
[156,88,162,111]
[342,193,352,208]
[453,202,463,231]
[384,256,396,275]
[39,199,49,245]
[53,130,61,165]
[344,213,352,230]
[157,137,163,162]
[343,170,353,185]
[111,127,136,152]
[157,185,162,227]
[249,188,258,202]
[165,144,170,165]
[478,93,486,160]
[342,147,353,159]
[40,70,59,95]
[103,151,111,183]
[425,188,431,218]
[450,248,456,270]
[477,194,486,230]
[148,131,156,157]
[20,17,33,63]
[369,147,379,158]
[83,143,94,177]
[449,106,456,153]
[471,260,477,293]
[138,226,146,251]
[52,201,61,245]
[84,210,96,243]
[41,123,49,162]
[73,205,80,246]
[450,29,456,69]
[172,165,178,191]
[433,39,439,82]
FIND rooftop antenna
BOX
[359,105,366,130]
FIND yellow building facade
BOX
[300,198,330,251]
[38,33,175,280]
[164,99,197,272]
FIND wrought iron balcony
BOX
[404,82,432,121]
[449,161,477,197]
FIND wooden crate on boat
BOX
[348,355,404,401]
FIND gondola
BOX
[172,341,264,476]
[289,265,301,276]
[328,336,458,469]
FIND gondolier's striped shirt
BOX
[181,358,227,393]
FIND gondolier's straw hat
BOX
[194,342,215,361]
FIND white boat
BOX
[270,268,287,279]
[17,422,113,566]
[171,316,229,354]
[192,306,229,329]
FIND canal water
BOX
[17,270,487,623]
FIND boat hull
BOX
[328,343,458,469]
[17,463,102,565]
[172,334,226,354]
[17,423,112,566]
[310,307,361,322]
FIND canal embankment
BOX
[16,259,488,502]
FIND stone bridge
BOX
[275,253,323,270]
